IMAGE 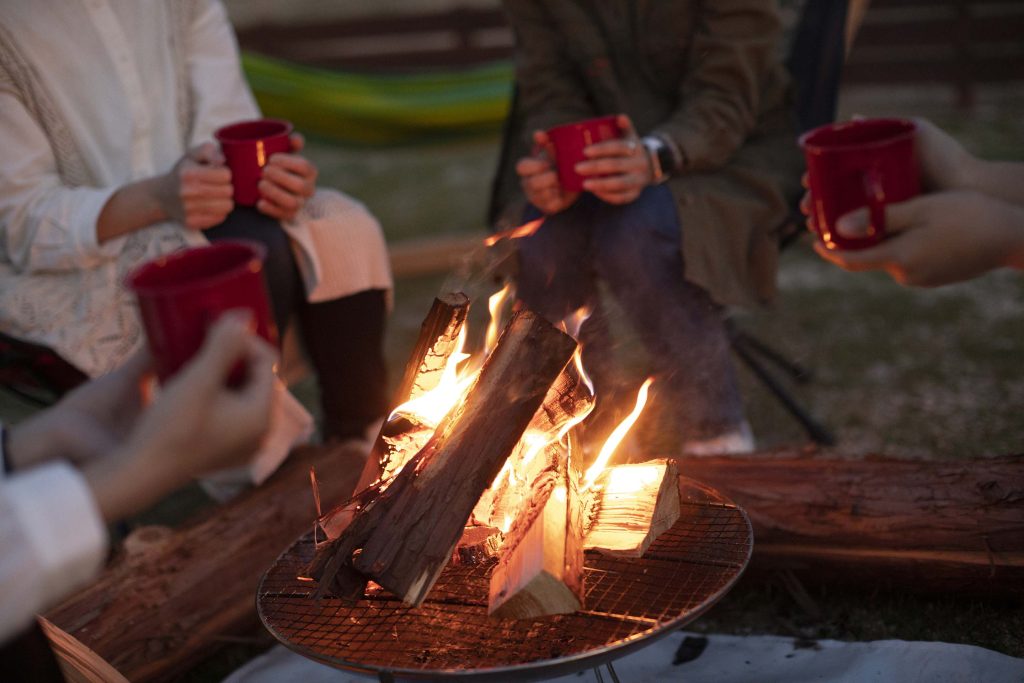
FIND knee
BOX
[593,188,681,278]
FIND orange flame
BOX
[484,217,545,247]
[389,325,475,427]
[484,283,513,355]
[583,377,654,488]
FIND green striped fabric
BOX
[242,52,514,146]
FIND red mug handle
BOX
[861,167,886,237]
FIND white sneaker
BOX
[681,420,755,456]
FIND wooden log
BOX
[317,293,470,542]
[313,310,577,606]
[44,441,366,683]
[453,524,502,565]
[354,291,470,493]
[473,355,594,529]
[488,440,585,619]
[675,450,1024,596]
[584,459,680,558]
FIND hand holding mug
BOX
[158,142,234,231]
[256,133,317,222]
[516,129,580,215]
[800,118,920,250]
[575,114,650,205]
[814,190,1024,287]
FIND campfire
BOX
[306,290,680,619]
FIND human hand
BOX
[158,142,234,230]
[813,190,1024,287]
[257,133,317,222]
[6,352,152,472]
[84,312,278,521]
[576,114,651,205]
[516,130,580,215]
[912,118,977,193]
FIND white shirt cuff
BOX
[3,462,108,604]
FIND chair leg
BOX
[730,340,835,446]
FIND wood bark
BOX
[474,357,594,529]
[488,441,585,619]
[44,442,366,683]
[313,310,577,606]
[675,450,1024,596]
[353,291,470,494]
[584,459,680,558]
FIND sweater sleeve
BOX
[0,462,108,644]
[652,0,785,172]
[0,85,122,273]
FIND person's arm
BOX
[0,314,275,643]
[0,463,108,644]
[913,118,1024,207]
[652,0,784,173]
[83,314,276,521]
[0,85,233,273]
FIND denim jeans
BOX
[516,186,744,445]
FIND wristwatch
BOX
[642,135,676,184]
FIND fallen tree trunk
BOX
[44,442,366,682]
[675,450,1024,596]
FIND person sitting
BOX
[490,0,804,454]
[0,0,391,444]
[0,314,273,666]
[807,118,1024,286]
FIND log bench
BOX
[42,444,1023,681]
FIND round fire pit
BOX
[256,477,751,682]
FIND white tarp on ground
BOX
[225,630,1024,682]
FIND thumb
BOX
[836,199,920,239]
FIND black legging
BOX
[206,207,388,441]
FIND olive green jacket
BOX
[493,0,804,307]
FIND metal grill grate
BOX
[257,477,751,682]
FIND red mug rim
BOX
[547,114,620,138]
[126,241,267,297]
[799,118,916,154]
[214,118,293,145]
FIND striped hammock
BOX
[242,52,513,146]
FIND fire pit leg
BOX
[592,661,622,683]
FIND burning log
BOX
[473,350,594,529]
[488,437,585,620]
[311,310,577,606]
[453,525,503,565]
[317,293,471,541]
[583,459,681,558]
[356,291,471,493]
